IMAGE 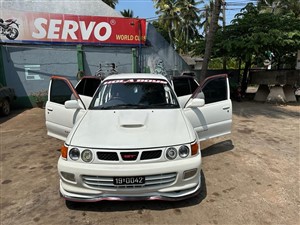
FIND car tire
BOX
[0,99,10,116]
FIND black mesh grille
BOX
[97,152,119,161]
[141,150,162,160]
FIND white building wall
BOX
[1,0,122,17]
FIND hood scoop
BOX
[118,111,149,128]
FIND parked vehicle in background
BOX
[0,83,16,116]
[45,73,232,203]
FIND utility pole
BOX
[222,0,227,70]
[222,0,226,29]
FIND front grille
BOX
[141,150,162,160]
[96,150,162,162]
[97,152,118,161]
[82,172,177,189]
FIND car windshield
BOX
[90,79,180,109]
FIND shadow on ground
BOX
[201,140,234,157]
[0,109,27,124]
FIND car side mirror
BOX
[186,98,205,108]
[65,100,84,109]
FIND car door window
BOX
[173,77,199,97]
[201,77,227,104]
[50,79,73,104]
[173,78,190,96]
[75,78,101,97]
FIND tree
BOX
[257,0,300,17]
[176,0,202,54]
[102,0,118,9]
[257,0,282,14]
[120,9,134,18]
[152,21,171,43]
[213,2,300,93]
[275,0,300,17]
[199,0,223,36]
[153,0,181,47]
[199,0,222,81]
[153,0,202,53]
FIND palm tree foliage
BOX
[257,0,300,17]
[199,0,224,36]
[152,0,299,83]
[199,0,214,36]
[257,0,282,13]
[120,9,134,18]
[102,0,118,9]
[281,0,300,18]
[153,0,203,54]
[153,0,181,48]
[176,0,202,52]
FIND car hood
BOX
[68,109,195,149]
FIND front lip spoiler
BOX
[60,178,202,203]
[61,188,201,202]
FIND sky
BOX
[116,0,257,25]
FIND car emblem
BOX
[121,152,139,161]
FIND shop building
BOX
[0,0,189,107]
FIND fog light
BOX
[183,168,198,180]
[81,149,93,162]
[61,171,75,182]
[179,145,189,158]
[69,148,80,161]
[166,147,177,160]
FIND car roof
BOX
[103,73,168,81]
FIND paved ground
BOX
[0,101,299,225]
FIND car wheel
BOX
[0,99,10,116]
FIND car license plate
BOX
[113,176,145,185]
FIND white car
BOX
[45,73,232,202]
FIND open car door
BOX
[45,76,94,141]
[183,74,232,141]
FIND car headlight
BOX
[166,147,177,160]
[179,145,189,158]
[69,148,80,161]
[81,149,93,162]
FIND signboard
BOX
[0,9,146,45]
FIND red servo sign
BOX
[0,9,147,45]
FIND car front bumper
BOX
[60,176,201,202]
[58,155,202,202]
